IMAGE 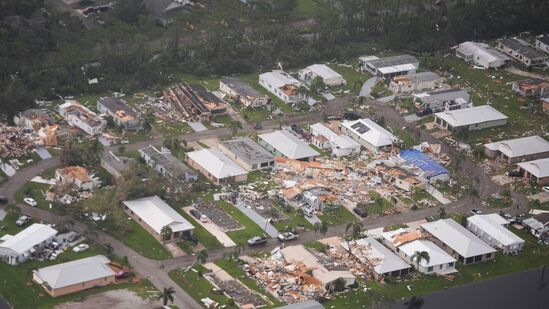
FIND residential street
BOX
[0,95,530,309]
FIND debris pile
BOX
[0,124,35,158]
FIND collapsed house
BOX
[0,124,35,159]
[511,78,549,97]
[399,149,449,183]
[376,163,427,192]
[100,151,135,179]
[58,101,106,136]
[390,72,442,93]
[309,123,361,157]
[163,81,227,121]
[55,166,99,191]
[340,237,412,280]
[413,89,471,113]
[13,109,52,131]
[245,245,354,304]
[219,77,270,108]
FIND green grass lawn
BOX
[14,182,53,211]
[154,119,193,137]
[272,206,314,232]
[169,266,237,308]
[292,0,330,20]
[0,168,8,184]
[304,241,328,252]
[108,219,172,260]
[323,226,549,308]
[217,201,267,245]
[210,114,234,128]
[318,206,356,226]
[215,259,283,307]
[0,242,148,309]
[0,209,28,236]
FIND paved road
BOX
[391,266,549,309]
[505,66,549,80]
[360,76,378,97]
[0,158,61,199]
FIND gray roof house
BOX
[359,54,419,78]
[467,214,525,254]
[497,37,547,67]
[138,145,198,182]
[455,41,511,68]
[413,89,471,113]
[421,219,496,265]
[258,130,320,162]
[274,301,325,309]
[219,77,270,108]
[536,35,549,55]
[100,151,136,178]
[218,137,275,171]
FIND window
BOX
[427,266,433,272]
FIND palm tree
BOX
[161,225,173,244]
[229,120,243,136]
[345,221,364,256]
[157,287,175,306]
[314,221,329,236]
[438,207,447,219]
[411,251,430,270]
[195,249,208,265]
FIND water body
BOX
[391,266,549,309]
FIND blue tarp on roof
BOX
[400,149,448,178]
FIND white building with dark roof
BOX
[434,105,508,132]
[467,214,525,254]
[139,145,198,182]
[484,135,549,164]
[219,77,270,108]
[33,255,116,297]
[341,237,411,280]
[58,101,106,136]
[258,130,320,161]
[421,219,496,265]
[0,223,57,265]
[186,148,248,185]
[340,118,395,153]
[298,64,346,87]
[123,196,194,243]
[536,35,549,55]
[497,37,547,67]
[359,55,419,78]
[218,137,275,171]
[517,157,549,186]
[310,123,360,157]
[455,41,511,68]
[97,97,141,130]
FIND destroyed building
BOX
[58,101,106,136]
[163,82,227,121]
[0,125,35,159]
[13,109,52,131]
[55,166,99,191]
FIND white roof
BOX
[187,148,247,179]
[378,63,418,75]
[484,135,549,158]
[123,196,194,234]
[341,238,410,275]
[259,70,301,89]
[341,118,395,147]
[457,41,511,62]
[435,105,508,127]
[517,158,549,178]
[34,255,115,289]
[0,223,57,255]
[300,64,343,80]
[421,219,496,258]
[467,214,525,247]
[259,130,320,160]
[399,239,456,268]
[310,123,360,150]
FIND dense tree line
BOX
[1,0,549,120]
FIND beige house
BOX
[33,255,116,297]
[218,137,275,171]
[186,148,248,185]
[55,166,98,191]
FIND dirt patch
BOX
[54,289,154,309]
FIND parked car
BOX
[0,195,8,204]
[73,243,90,252]
[470,209,483,215]
[190,209,202,220]
[503,213,516,223]
[200,215,208,223]
[415,108,433,117]
[425,215,436,222]
[277,232,298,242]
[505,170,522,177]
[247,236,268,246]
[254,123,263,130]
[343,112,361,120]
[353,207,368,218]
[303,207,315,218]
[291,124,304,134]
[16,215,31,226]
[325,115,343,121]
[542,186,549,193]
[23,197,37,207]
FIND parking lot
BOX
[195,203,243,232]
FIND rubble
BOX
[0,124,35,159]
